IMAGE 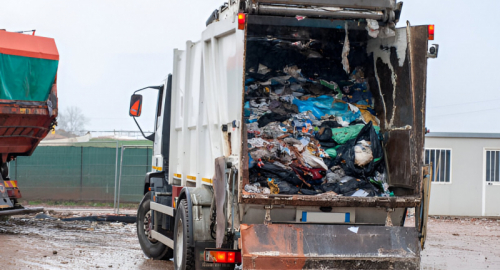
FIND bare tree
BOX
[57,106,88,135]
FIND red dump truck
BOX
[0,30,59,215]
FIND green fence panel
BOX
[14,144,152,203]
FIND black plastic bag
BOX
[334,122,384,179]
[321,183,340,193]
[323,157,336,169]
[315,122,341,145]
[299,188,317,195]
[268,178,300,194]
[315,127,333,141]
[250,162,303,186]
[320,178,379,196]
[258,113,290,128]
[338,178,365,194]
[319,141,337,149]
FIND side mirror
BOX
[129,94,143,117]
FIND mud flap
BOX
[0,180,13,209]
[240,224,420,270]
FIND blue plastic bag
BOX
[244,101,251,117]
[293,95,361,122]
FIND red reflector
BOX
[238,13,246,30]
[228,252,235,263]
[216,251,227,263]
[428,25,435,40]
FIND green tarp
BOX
[0,53,58,101]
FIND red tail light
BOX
[205,250,241,264]
[216,251,227,263]
[428,25,435,40]
[228,252,235,263]
[238,13,246,30]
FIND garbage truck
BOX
[0,30,59,215]
[129,1,438,269]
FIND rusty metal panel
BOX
[385,130,412,189]
[0,104,55,161]
[419,165,431,250]
[241,192,420,208]
[241,223,420,269]
[408,25,430,196]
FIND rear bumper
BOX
[240,223,420,270]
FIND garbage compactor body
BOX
[0,30,58,212]
[134,1,435,269]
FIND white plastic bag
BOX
[354,140,373,167]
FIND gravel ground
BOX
[0,208,499,270]
[418,216,500,269]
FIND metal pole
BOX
[117,146,124,214]
[146,147,149,173]
[113,141,119,212]
[80,146,83,201]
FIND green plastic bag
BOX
[325,148,337,158]
[331,124,381,145]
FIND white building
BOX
[425,132,500,217]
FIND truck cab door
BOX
[153,75,173,174]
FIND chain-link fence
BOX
[12,142,152,203]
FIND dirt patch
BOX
[416,216,500,269]
[0,212,172,270]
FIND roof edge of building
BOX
[426,132,500,139]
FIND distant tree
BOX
[57,106,88,135]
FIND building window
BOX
[425,149,451,183]
[486,150,500,182]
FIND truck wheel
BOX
[174,199,195,270]
[137,191,173,260]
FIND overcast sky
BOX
[1,0,499,134]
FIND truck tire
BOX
[174,199,195,270]
[137,191,173,260]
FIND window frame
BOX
[484,148,500,186]
[425,148,453,184]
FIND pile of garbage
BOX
[244,37,390,197]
